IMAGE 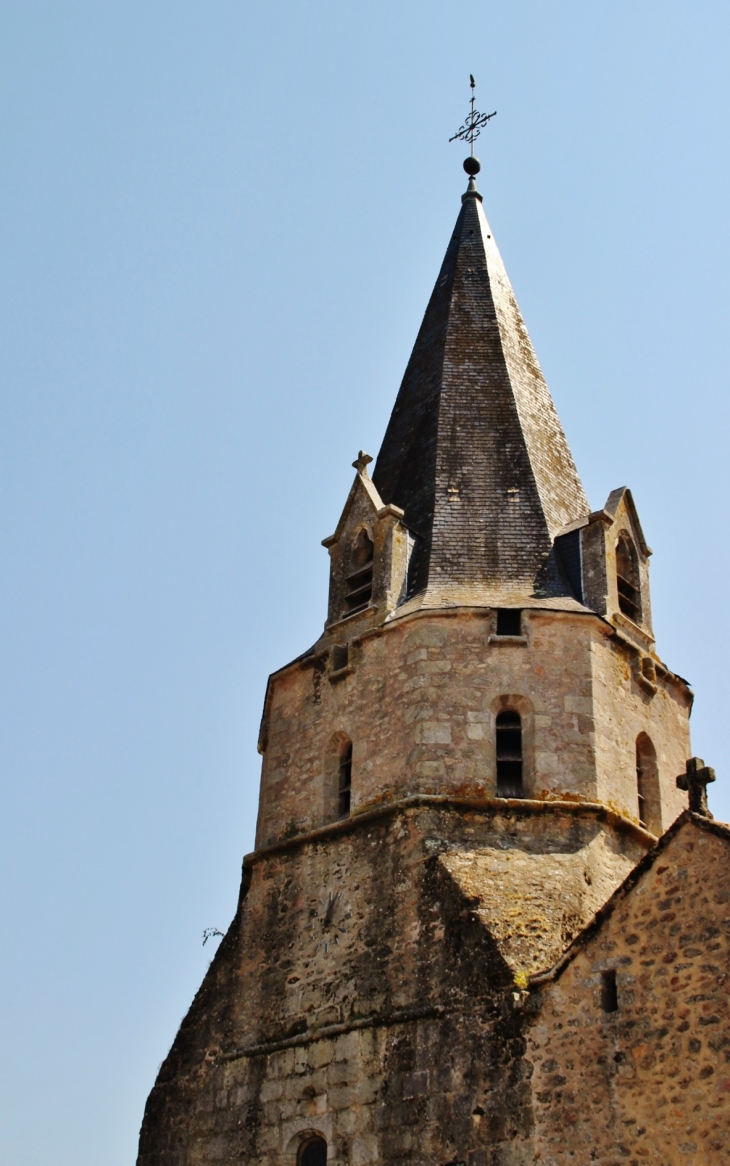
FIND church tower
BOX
[137,135,705,1166]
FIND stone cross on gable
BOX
[676,756,716,819]
[352,451,373,474]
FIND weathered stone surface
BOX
[442,828,636,979]
[139,803,631,1165]
[138,810,730,1165]
[256,607,690,851]
[528,814,730,1165]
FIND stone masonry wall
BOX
[256,610,690,851]
[527,816,730,1165]
[591,632,690,831]
[137,803,646,1166]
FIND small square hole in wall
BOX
[601,969,618,1013]
[496,609,522,636]
[331,644,349,671]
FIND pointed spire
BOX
[372,184,588,605]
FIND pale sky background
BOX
[1,3,729,1164]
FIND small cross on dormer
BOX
[676,756,716,819]
[352,451,373,474]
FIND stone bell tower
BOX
[137,149,695,1166]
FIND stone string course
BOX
[257,609,690,851]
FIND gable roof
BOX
[321,461,392,549]
[530,811,730,987]
[604,486,652,557]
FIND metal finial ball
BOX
[463,155,481,177]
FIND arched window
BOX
[343,529,374,615]
[636,733,661,834]
[338,739,352,818]
[616,533,641,623]
[325,733,353,822]
[298,1137,327,1166]
[496,711,523,798]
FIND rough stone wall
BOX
[442,827,638,980]
[137,804,646,1166]
[256,610,690,851]
[527,816,730,1165]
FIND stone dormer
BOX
[555,486,653,643]
[321,452,412,633]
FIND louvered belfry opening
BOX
[496,710,523,798]
[338,741,352,818]
[343,529,374,616]
[616,534,641,623]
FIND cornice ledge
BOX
[219,1001,448,1062]
[245,794,656,867]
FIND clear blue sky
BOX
[1,3,728,1163]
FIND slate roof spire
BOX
[372,168,589,606]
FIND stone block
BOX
[416,722,452,745]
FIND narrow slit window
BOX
[496,609,522,637]
[299,1138,327,1166]
[636,747,647,828]
[636,733,661,834]
[343,530,374,616]
[616,534,641,623]
[496,710,523,798]
[601,969,618,1013]
[338,742,352,818]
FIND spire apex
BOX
[461,175,483,203]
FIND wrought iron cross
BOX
[449,74,497,153]
[676,756,716,818]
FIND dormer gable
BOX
[321,452,412,632]
[554,487,653,640]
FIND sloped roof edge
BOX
[604,486,652,557]
[321,468,387,548]
[530,811,730,987]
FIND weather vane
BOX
[449,75,496,160]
